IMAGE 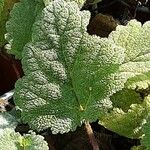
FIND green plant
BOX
[0,112,18,134]
[12,0,150,134]
[0,128,49,150]
[141,117,150,150]
[1,0,150,149]
[0,112,48,150]
[0,0,19,47]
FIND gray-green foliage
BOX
[0,111,48,150]
[100,95,150,138]
[13,0,150,134]
[5,0,84,59]
[0,112,18,135]
[0,129,49,150]
[99,20,150,138]
[126,72,150,91]
[43,0,85,7]
[0,0,19,47]
[6,0,44,59]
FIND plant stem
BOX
[85,121,99,150]
[12,62,21,79]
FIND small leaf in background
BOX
[99,20,150,139]
[0,0,19,47]
[0,0,5,18]
[0,112,18,135]
[87,13,118,37]
[110,89,142,112]
[5,0,45,59]
[100,95,150,138]
[0,129,49,150]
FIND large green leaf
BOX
[5,0,44,59]
[116,21,150,91]
[98,20,150,138]
[14,0,150,134]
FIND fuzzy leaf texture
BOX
[0,112,18,135]
[125,72,150,91]
[5,0,44,59]
[43,0,85,7]
[100,95,150,138]
[0,0,19,47]
[0,129,49,150]
[141,117,150,150]
[98,19,150,138]
[109,20,150,90]
[14,0,150,134]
